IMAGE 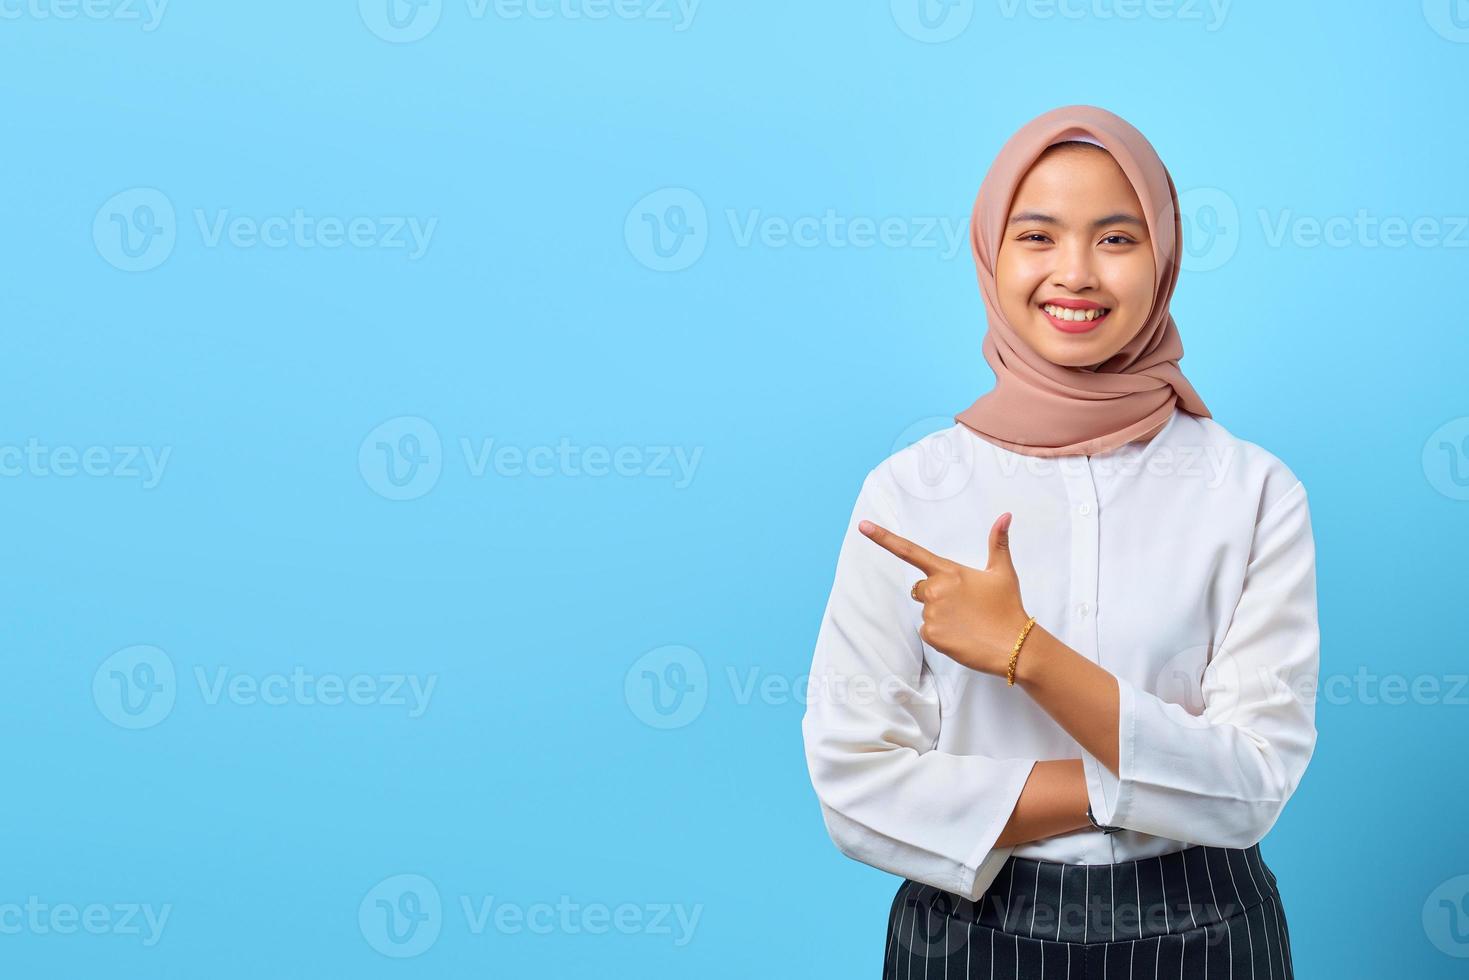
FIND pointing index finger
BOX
[858,520,945,574]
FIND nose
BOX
[1051,238,1100,293]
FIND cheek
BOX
[996,251,1045,302]
[1110,255,1155,306]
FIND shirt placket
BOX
[1060,455,1110,859]
[1060,455,1101,656]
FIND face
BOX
[995,146,1156,369]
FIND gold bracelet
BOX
[1006,616,1037,686]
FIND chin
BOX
[1043,347,1108,368]
[1027,318,1134,368]
[1027,330,1108,366]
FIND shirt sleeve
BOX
[801,471,1037,901]
[1082,479,1320,847]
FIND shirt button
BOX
[1079,502,1092,516]
[1077,602,1091,617]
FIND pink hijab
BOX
[953,105,1211,457]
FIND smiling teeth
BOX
[1043,304,1109,321]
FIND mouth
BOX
[1039,301,1111,334]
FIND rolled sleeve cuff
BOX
[957,758,1036,899]
[1082,672,1136,829]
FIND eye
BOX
[1100,234,1137,245]
[1018,232,1051,243]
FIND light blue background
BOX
[3,1,1467,976]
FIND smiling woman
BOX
[954,109,1211,456]
[801,106,1316,980]
[997,142,1156,364]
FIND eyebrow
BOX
[1007,211,1146,230]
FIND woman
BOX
[800,105,1317,978]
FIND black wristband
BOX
[1086,803,1124,835]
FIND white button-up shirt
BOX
[801,406,1319,902]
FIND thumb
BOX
[986,512,1016,574]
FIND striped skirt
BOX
[884,843,1295,979]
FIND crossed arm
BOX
[997,627,1123,845]
[806,474,1319,894]
[857,516,1124,846]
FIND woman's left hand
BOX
[858,512,1033,677]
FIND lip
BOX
[1039,301,1111,334]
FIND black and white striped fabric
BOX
[884,843,1295,979]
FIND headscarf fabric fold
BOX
[953,105,1211,457]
